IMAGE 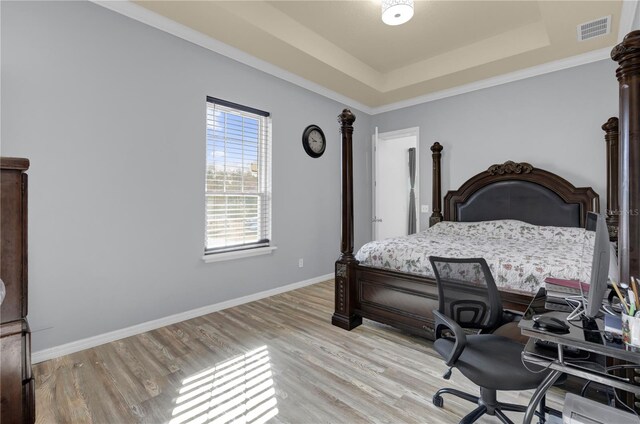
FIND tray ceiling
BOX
[130,0,626,109]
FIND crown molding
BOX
[370,47,612,115]
[619,0,639,42]
[93,1,619,117]
[91,1,373,114]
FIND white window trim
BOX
[202,246,277,263]
[204,97,272,257]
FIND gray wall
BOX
[1,0,622,353]
[373,59,619,231]
[1,1,372,352]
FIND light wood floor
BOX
[34,280,565,423]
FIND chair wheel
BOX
[433,394,444,408]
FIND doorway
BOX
[372,127,419,241]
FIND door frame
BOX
[372,126,420,240]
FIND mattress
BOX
[355,220,595,295]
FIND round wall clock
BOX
[302,124,326,158]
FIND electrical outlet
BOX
[298,258,304,268]
[421,205,430,213]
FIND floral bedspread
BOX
[355,220,595,294]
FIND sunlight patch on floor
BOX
[170,346,278,424]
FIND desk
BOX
[519,289,640,424]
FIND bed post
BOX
[612,31,640,286]
[429,142,444,226]
[332,109,362,330]
[602,117,619,242]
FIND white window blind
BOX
[205,97,271,255]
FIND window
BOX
[205,97,271,257]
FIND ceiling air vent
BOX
[577,16,611,41]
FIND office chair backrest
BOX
[429,256,503,331]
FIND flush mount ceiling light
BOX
[381,0,414,26]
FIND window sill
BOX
[202,246,277,263]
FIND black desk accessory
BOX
[533,315,570,333]
[581,316,605,344]
[534,339,582,357]
[519,288,640,424]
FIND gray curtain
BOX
[408,147,417,234]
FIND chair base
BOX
[433,387,548,424]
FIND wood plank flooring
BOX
[33,280,565,423]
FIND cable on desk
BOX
[569,361,640,421]
[606,364,640,420]
[522,349,640,420]
[613,387,640,421]
[520,354,555,374]
[559,349,591,361]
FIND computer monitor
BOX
[584,212,610,318]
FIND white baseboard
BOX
[32,273,333,364]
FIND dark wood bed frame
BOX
[333,127,599,337]
[332,30,640,339]
[612,31,640,288]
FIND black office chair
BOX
[429,256,550,424]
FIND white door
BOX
[373,127,419,241]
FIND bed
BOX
[611,29,640,410]
[356,219,595,296]
[332,30,640,339]
[331,109,616,339]
[331,29,639,405]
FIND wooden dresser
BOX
[0,158,34,424]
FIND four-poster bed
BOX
[332,117,602,337]
[612,30,640,290]
[611,31,640,410]
[331,29,640,336]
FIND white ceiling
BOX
[99,1,636,112]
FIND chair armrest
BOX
[433,310,467,366]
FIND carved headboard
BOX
[443,161,599,228]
